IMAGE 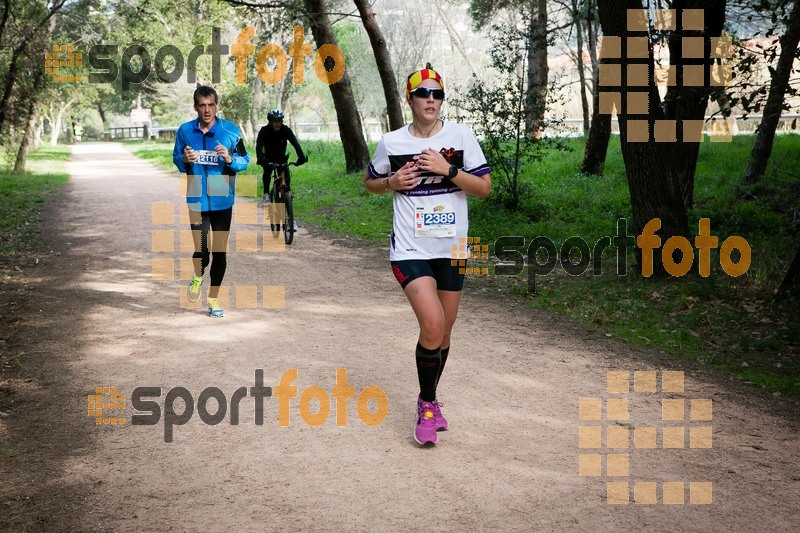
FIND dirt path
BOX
[1,142,798,532]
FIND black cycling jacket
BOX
[256,124,305,165]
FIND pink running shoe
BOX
[420,394,448,431]
[431,399,448,431]
[414,398,438,445]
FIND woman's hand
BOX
[389,161,421,191]
[414,148,449,177]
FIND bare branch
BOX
[219,0,293,8]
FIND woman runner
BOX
[364,64,491,445]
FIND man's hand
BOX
[215,142,232,164]
[297,155,308,166]
[183,146,198,164]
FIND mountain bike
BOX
[265,160,297,245]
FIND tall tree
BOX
[0,0,66,134]
[353,0,404,131]
[581,0,611,174]
[305,0,370,171]
[777,244,800,300]
[42,85,78,146]
[376,0,436,122]
[571,0,590,133]
[470,0,550,138]
[434,0,478,76]
[663,1,728,209]
[552,0,610,172]
[14,67,45,172]
[744,0,800,183]
[13,11,54,172]
[597,0,727,274]
[223,0,370,170]
[526,0,549,136]
[0,0,10,45]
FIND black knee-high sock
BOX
[416,342,441,403]
[436,346,450,386]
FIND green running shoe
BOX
[208,297,224,318]
[187,276,203,302]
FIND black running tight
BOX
[190,207,232,298]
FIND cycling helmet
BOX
[267,109,285,121]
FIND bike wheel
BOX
[284,192,294,245]
[269,187,282,237]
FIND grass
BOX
[127,134,800,396]
[127,139,393,240]
[0,145,71,253]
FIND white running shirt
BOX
[368,121,490,261]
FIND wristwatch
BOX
[448,164,458,179]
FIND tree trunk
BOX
[97,102,107,125]
[526,0,549,138]
[586,0,599,77]
[240,121,253,143]
[581,95,611,174]
[0,48,23,133]
[249,18,264,138]
[660,1,727,209]
[14,69,45,173]
[598,0,730,274]
[581,0,611,175]
[353,0,405,132]
[250,71,262,138]
[277,76,286,111]
[0,0,10,46]
[34,116,44,149]
[777,244,800,301]
[435,0,477,76]
[50,107,66,146]
[305,0,370,172]
[573,0,590,133]
[744,0,800,184]
[15,102,39,172]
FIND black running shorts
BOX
[390,258,465,291]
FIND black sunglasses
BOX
[410,87,445,100]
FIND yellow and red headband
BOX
[406,67,444,101]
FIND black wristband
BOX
[448,164,458,179]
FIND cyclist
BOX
[173,86,250,318]
[256,109,307,230]
[364,64,491,446]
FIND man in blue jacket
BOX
[173,86,250,318]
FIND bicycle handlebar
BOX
[262,161,299,167]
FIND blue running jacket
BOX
[173,117,250,212]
